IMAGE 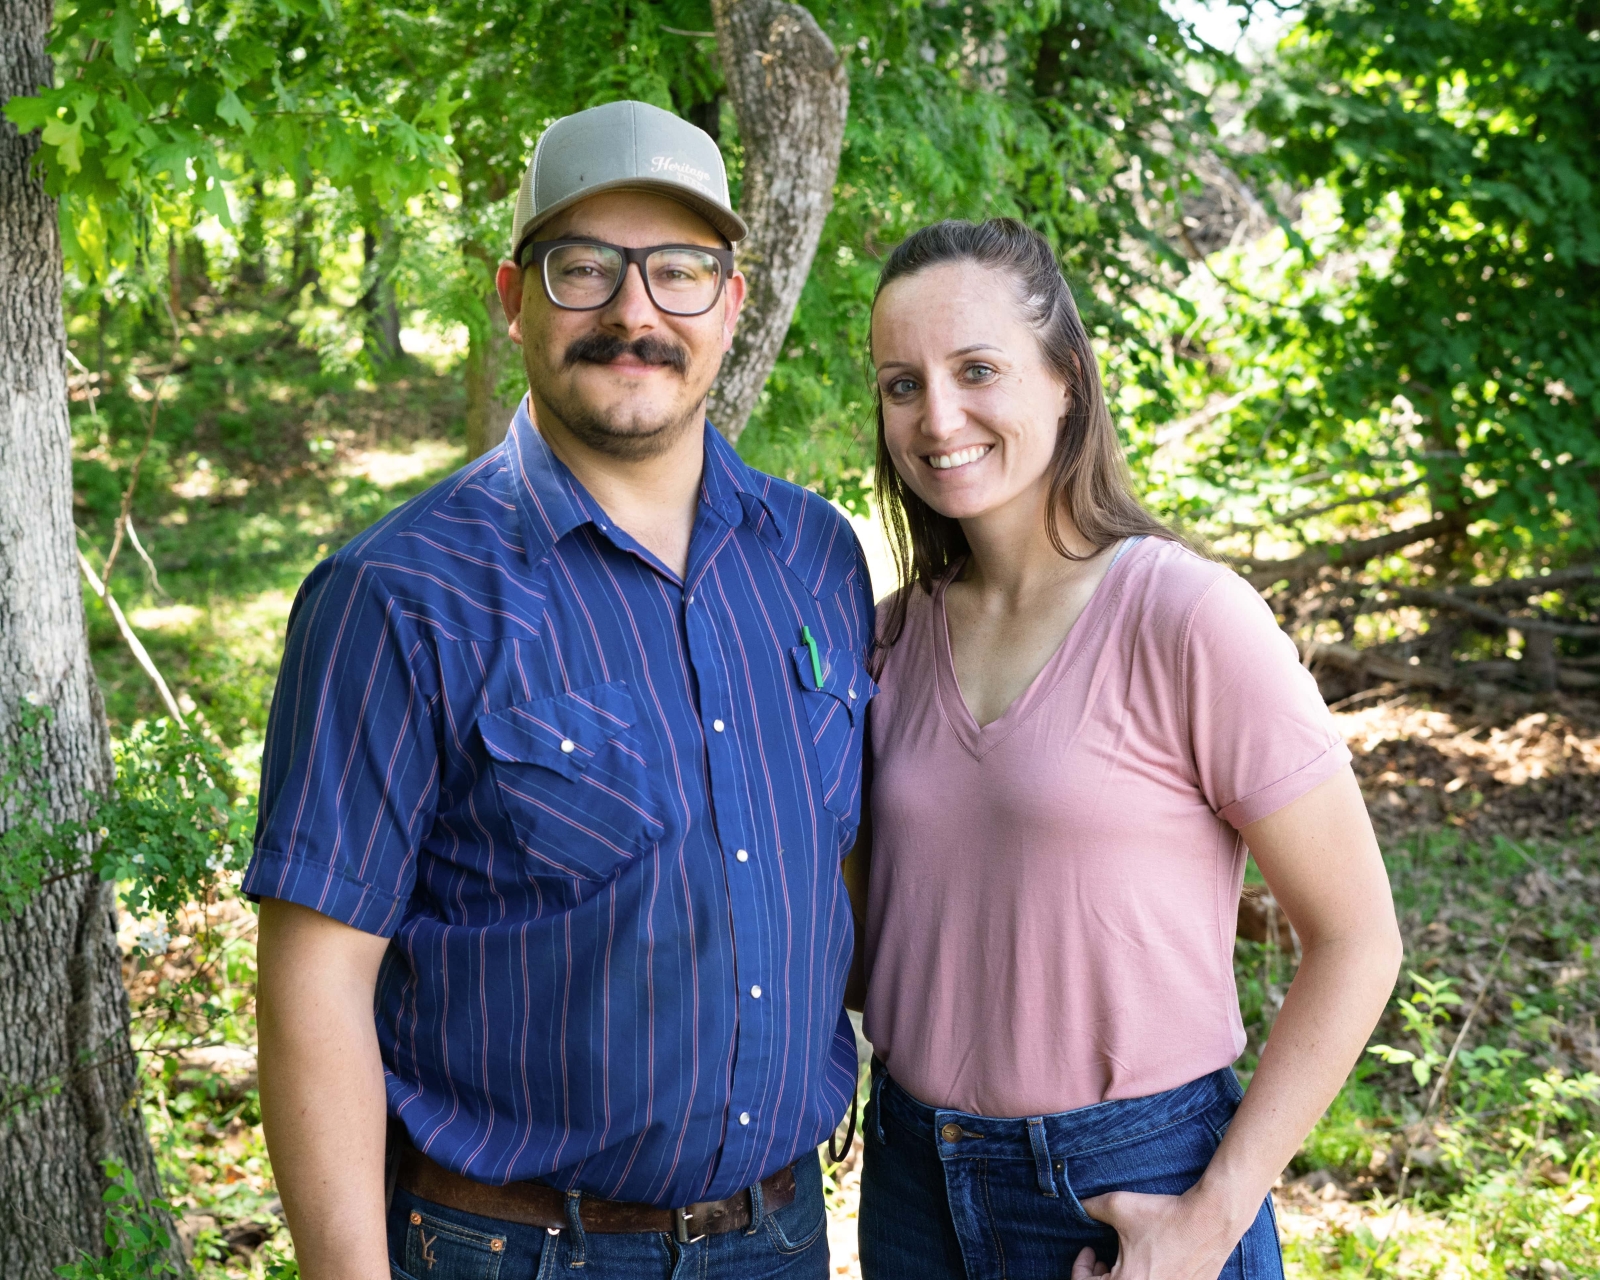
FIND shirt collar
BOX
[504,396,787,563]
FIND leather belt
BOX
[396,1144,797,1243]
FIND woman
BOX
[845,219,1402,1280]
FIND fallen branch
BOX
[1297,639,1459,692]
[1385,586,1600,638]
[77,552,186,724]
[1236,514,1460,582]
[1444,565,1599,600]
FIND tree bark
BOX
[463,244,520,459]
[0,6,183,1274]
[708,0,848,443]
[360,217,403,367]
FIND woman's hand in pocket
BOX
[1077,1189,1242,1280]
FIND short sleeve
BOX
[243,557,440,935]
[1184,572,1351,829]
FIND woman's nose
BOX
[921,377,966,440]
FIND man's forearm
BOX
[257,898,392,1280]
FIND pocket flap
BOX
[789,646,877,723]
[478,681,639,779]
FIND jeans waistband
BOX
[870,1062,1242,1162]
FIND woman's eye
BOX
[963,363,997,382]
[885,378,918,397]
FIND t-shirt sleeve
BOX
[243,557,440,936]
[1184,571,1352,829]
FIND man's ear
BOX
[720,269,747,353]
[496,261,525,345]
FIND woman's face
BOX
[871,261,1069,524]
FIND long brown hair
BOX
[871,218,1191,654]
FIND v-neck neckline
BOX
[931,539,1143,760]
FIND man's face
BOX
[498,191,745,461]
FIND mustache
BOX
[563,332,690,375]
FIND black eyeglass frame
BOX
[517,238,737,317]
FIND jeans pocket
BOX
[764,1158,828,1255]
[401,1203,506,1280]
[1233,1194,1286,1280]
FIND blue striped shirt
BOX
[245,402,876,1206]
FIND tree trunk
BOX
[360,217,403,367]
[1523,626,1559,692]
[238,178,267,288]
[708,0,848,443]
[463,245,520,459]
[0,6,184,1275]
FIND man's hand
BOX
[257,898,393,1280]
[1073,1188,1242,1280]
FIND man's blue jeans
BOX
[858,1062,1284,1280]
[387,1151,828,1280]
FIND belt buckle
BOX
[672,1207,705,1245]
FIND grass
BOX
[1272,831,1600,1279]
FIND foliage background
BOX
[4,0,1600,1275]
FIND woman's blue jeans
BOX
[858,1062,1284,1280]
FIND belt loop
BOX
[564,1189,587,1267]
[745,1179,766,1235]
[1026,1118,1058,1197]
[871,1068,886,1146]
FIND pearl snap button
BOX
[739,1112,750,1125]
[736,849,749,862]
[848,688,857,700]
[687,594,695,605]
[712,719,725,733]
[560,738,575,753]
[750,985,762,999]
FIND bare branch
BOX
[76,552,186,723]
[1386,586,1600,638]
[1445,565,1599,600]
[1235,513,1460,582]
[1273,479,1425,526]
[1296,639,1459,691]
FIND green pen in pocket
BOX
[800,625,826,690]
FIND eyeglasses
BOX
[518,239,735,317]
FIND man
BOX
[249,100,875,1280]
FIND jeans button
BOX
[940,1122,963,1142]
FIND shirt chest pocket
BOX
[478,681,665,883]
[790,644,878,828]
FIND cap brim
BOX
[513,179,749,262]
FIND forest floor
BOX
[71,345,1600,1278]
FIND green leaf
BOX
[2,95,54,134]
[41,117,85,174]
[216,89,256,135]
[110,1,139,72]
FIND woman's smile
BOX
[924,444,992,471]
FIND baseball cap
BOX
[511,100,748,262]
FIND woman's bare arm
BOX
[1077,766,1403,1280]
[257,898,393,1280]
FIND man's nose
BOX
[598,261,659,332]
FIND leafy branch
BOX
[0,702,253,923]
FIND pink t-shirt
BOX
[862,538,1351,1117]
